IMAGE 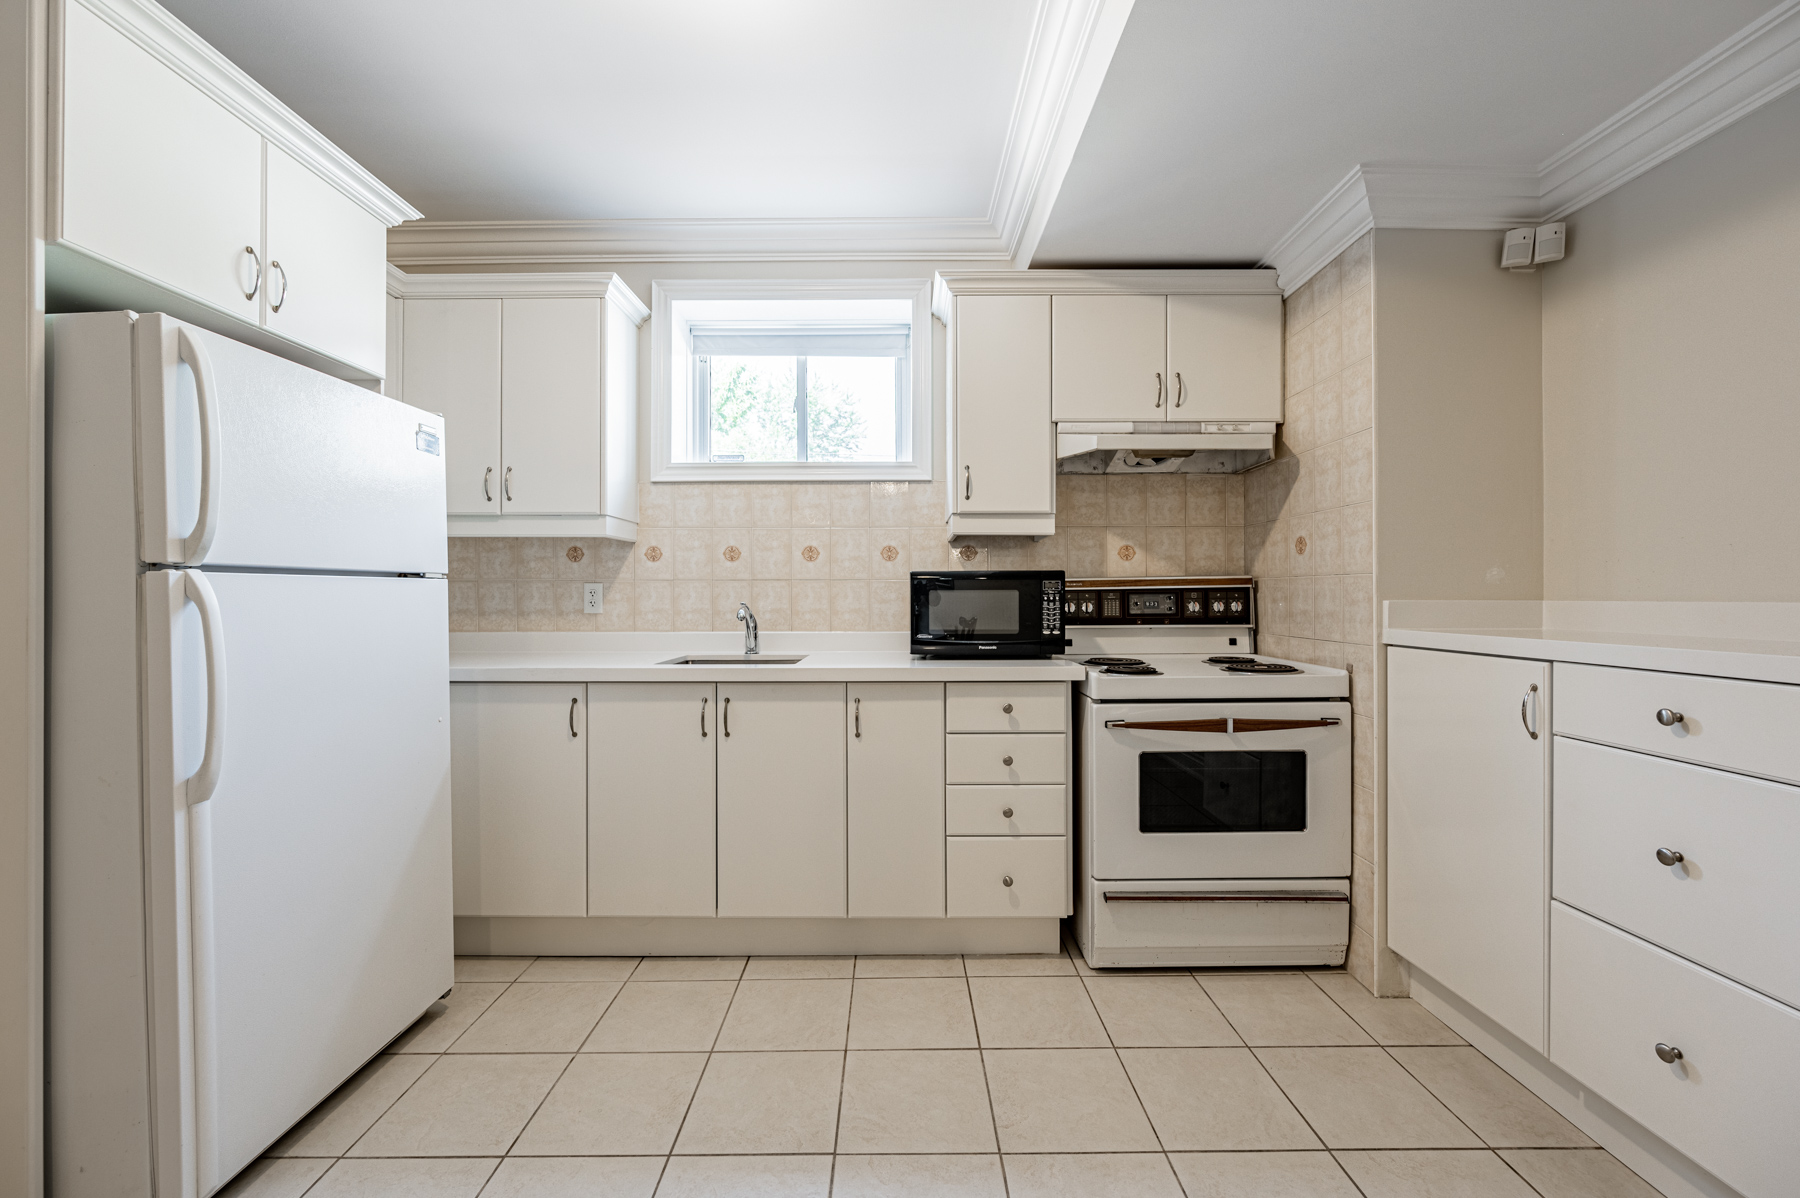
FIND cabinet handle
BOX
[569,696,579,737]
[1002,806,1014,819]
[1002,875,1014,887]
[1520,683,1539,740]
[268,260,289,312]
[700,696,708,738]
[723,696,730,738]
[1002,703,1013,714]
[503,466,513,502]
[1655,1043,1683,1064]
[854,697,861,738]
[1655,847,1684,867]
[1656,708,1684,727]
[1154,372,1164,408]
[1002,755,1014,766]
[242,246,262,300]
[483,467,493,503]
[1174,371,1185,407]
[964,465,972,501]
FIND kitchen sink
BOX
[659,654,808,665]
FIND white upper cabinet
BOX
[501,298,605,517]
[947,293,1054,536]
[402,299,502,517]
[1051,295,1168,422]
[1167,294,1284,422]
[49,0,417,382]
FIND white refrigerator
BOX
[47,312,454,1197]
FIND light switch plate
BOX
[584,583,603,613]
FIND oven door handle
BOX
[1102,717,1341,733]
[1103,890,1350,903]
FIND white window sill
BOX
[651,460,932,484]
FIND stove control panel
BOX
[1062,579,1255,627]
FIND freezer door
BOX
[135,312,447,573]
[142,569,452,1195]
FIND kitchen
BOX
[6,2,1800,1197]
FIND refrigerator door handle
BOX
[184,569,228,804]
[178,327,222,565]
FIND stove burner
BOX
[1100,663,1163,675]
[1222,661,1302,674]
[1205,656,1259,664]
[1083,656,1146,666]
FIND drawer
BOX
[946,836,1067,918]
[947,785,1065,836]
[1085,878,1349,968]
[1556,662,1800,784]
[1550,902,1800,1198]
[1554,737,1800,1007]
[946,682,1068,733]
[945,733,1065,785]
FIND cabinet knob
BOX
[1656,708,1684,727]
[1655,847,1685,867]
[1002,703,1014,714]
[1002,807,1014,819]
[1002,875,1013,888]
[1002,755,1014,766]
[1655,1042,1683,1064]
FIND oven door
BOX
[1083,698,1352,880]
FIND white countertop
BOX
[1383,600,1800,685]
[449,631,1086,683]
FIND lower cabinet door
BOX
[946,837,1067,918]
[848,684,945,918]
[718,683,847,917]
[587,682,717,917]
[449,683,587,916]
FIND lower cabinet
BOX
[717,683,848,918]
[449,683,587,916]
[848,684,946,918]
[587,682,716,917]
[947,837,1067,917]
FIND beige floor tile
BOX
[743,956,855,979]
[1002,1153,1185,1198]
[1168,1151,1362,1197]
[629,956,746,981]
[453,956,531,983]
[449,981,620,1053]
[386,983,507,1053]
[1333,1149,1539,1197]
[854,954,964,977]
[836,1049,997,1154]
[1084,976,1242,1047]
[480,1157,662,1198]
[983,1048,1160,1153]
[306,1157,499,1197]
[1310,973,1463,1045]
[267,1054,432,1156]
[847,978,978,1049]
[964,953,1076,976]
[346,1054,569,1157]
[1390,1047,1593,1148]
[1498,1149,1665,1198]
[1200,975,1376,1046]
[714,979,851,1050]
[1120,1047,1321,1151]
[510,1052,705,1155]
[654,1156,832,1198]
[672,1051,844,1154]
[1255,1047,1482,1149]
[217,1158,331,1198]
[831,1155,1005,1198]
[968,977,1109,1048]
[580,981,735,1052]
[517,957,640,982]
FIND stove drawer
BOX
[947,785,1065,836]
[947,682,1068,733]
[1082,877,1348,968]
[947,836,1067,917]
[946,733,1065,785]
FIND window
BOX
[652,281,932,481]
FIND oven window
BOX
[925,588,1020,637]
[1139,751,1307,833]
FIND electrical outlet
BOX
[584,583,603,614]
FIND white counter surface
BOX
[449,631,1086,683]
[1384,600,1800,686]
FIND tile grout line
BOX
[827,968,855,1197]
[1070,951,1187,1198]
[966,959,1012,1198]
[649,956,747,1195]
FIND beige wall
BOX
[1542,86,1800,601]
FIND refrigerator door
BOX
[142,569,452,1195]
[134,312,447,573]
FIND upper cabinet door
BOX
[502,298,604,516]
[954,295,1052,516]
[1051,294,1167,421]
[403,299,501,516]
[263,145,389,376]
[1167,294,1283,422]
[58,1,262,320]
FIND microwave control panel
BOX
[1041,577,1065,634]
[1063,580,1254,627]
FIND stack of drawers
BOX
[1549,664,1800,1198]
[943,682,1070,918]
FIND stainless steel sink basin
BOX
[659,654,808,665]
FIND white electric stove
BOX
[1061,578,1353,969]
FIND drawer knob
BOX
[1002,875,1013,887]
[1655,1042,1684,1064]
[1002,755,1014,766]
[1003,703,1014,714]
[1656,708,1685,727]
[1003,806,1014,819]
[1655,847,1685,867]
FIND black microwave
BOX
[910,571,1066,658]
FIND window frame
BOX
[651,279,933,482]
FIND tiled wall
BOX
[1250,231,1377,987]
[447,474,1246,633]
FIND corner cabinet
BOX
[48,0,416,383]
[390,273,648,541]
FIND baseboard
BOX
[454,916,1062,957]
[1408,969,1742,1198]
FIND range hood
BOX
[1056,421,1277,474]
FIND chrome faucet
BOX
[736,602,759,655]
